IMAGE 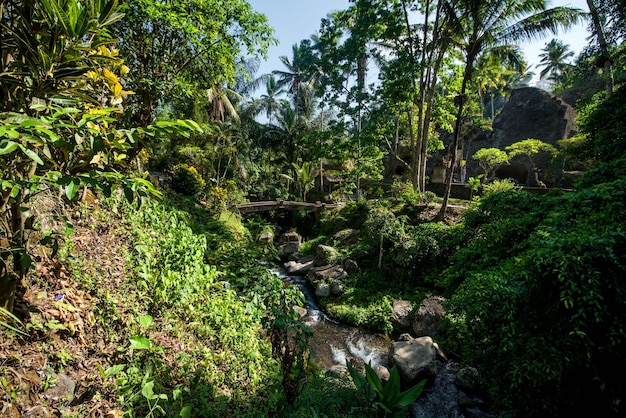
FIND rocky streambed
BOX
[272,231,502,418]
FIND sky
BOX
[247,0,592,84]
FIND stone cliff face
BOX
[486,87,577,187]
[490,87,577,149]
[384,87,578,187]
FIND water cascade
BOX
[270,267,391,371]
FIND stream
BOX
[270,267,391,371]
[270,266,502,418]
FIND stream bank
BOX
[272,264,502,418]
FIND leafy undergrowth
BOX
[0,194,284,417]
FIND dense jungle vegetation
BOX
[1,0,625,417]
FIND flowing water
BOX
[271,267,502,418]
[270,267,391,371]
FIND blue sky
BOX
[247,0,592,81]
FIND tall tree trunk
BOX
[438,53,475,220]
[587,0,613,95]
[401,0,421,191]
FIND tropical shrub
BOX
[0,0,200,311]
[171,164,206,197]
[443,179,626,416]
[573,83,626,163]
[116,197,280,415]
[346,360,426,418]
[472,148,509,182]
[481,178,519,196]
[394,222,462,285]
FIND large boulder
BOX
[314,244,338,267]
[389,336,438,385]
[487,87,577,186]
[284,255,314,275]
[307,265,348,286]
[412,295,446,338]
[436,87,577,187]
[490,87,576,149]
[391,299,413,331]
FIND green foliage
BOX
[472,148,509,181]
[171,164,206,197]
[292,373,371,417]
[0,0,200,311]
[443,179,626,416]
[316,200,371,236]
[466,176,483,198]
[481,178,519,196]
[323,280,395,334]
[109,196,280,415]
[394,223,462,285]
[572,84,626,163]
[0,306,27,336]
[391,180,421,206]
[574,157,626,189]
[291,159,319,201]
[261,279,312,408]
[440,189,550,292]
[298,235,330,257]
[346,360,426,418]
[114,0,275,126]
[506,138,558,160]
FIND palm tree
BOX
[538,39,575,83]
[586,0,614,95]
[254,75,284,124]
[269,100,300,162]
[437,0,582,220]
[273,44,318,118]
[206,82,243,123]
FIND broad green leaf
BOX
[381,365,401,403]
[139,314,153,328]
[0,141,18,155]
[395,379,426,407]
[365,362,384,395]
[104,364,125,378]
[129,335,150,350]
[141,380,155,400]
[52,107,81,118]
[65,179,80,200]
[19,119,47,128]
[17,145,43,165]
[179,405,193,418]
[346,359,367,388]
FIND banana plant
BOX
[347,360,426,418]
[291,159,319,201]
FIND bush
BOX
[574,157,626,189]
[171,164,205,197]
[394,222,462,285]
[481,178,518,196]
[316,200,371,236]
[443,180,626,416]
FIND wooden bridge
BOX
[235,200,343,213]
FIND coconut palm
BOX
[253,75,284,124]
[538,39,575,83]
[437,0,583,219]
[206,82,243,123]
[273,43,318,118]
